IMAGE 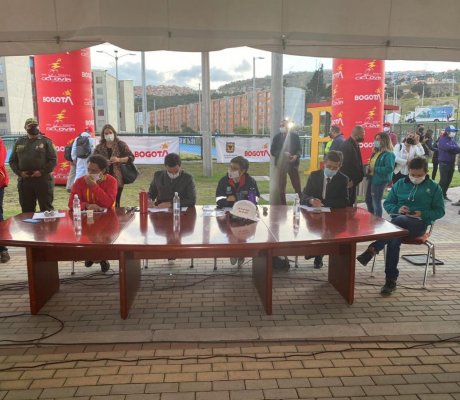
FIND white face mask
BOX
[279,127,287,134]
[89,173,101,181]
[449,132,456,138]
[167,171,180,179]
[105,134,115,142]
[228,170,239,180]
[383,127,390,132]
[409,175,425,185]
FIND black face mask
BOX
[27,127,39,136]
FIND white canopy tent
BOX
[1,0,460,61]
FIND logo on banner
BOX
[356,107,381,129]
[226,142,235,153]
[134,142,170,158]
[244,143,269,158]
[81,71,92,79]
[40,58,72,82]
[43,89,74,105]
[45,109,76,133]
[355,60,382,81]
[331,85,344,106]
[332,64,344,80]
[331,111,345,127]
[83,98,93,107]
[354,88,382,102]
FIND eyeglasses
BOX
[44,210,57,217]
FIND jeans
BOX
[0,187,6,252]
[438,162,455,198]
[365,179,387,217]
[370,215,427,281]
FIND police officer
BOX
[9,118,57,212]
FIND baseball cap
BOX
[24,117,38,129]
[445,125,459,133]
[229,200,258,222]
[85,126,93,133]
[383,122,391,127]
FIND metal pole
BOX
[154,99,157,134]
[201,52,212,177]
[141,51,148,133]
[115,50,120,131]
[269,53,283,205]
[252,57,256,135]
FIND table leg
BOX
[119,252,141,319]
[252,252,272,314]
[328,243,356,304]
[26,247,59,314]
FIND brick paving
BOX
[1,188,460,399]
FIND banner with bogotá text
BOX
[34,48,94,184]
[331,59,384,162]
[122,136,180,164]
[216,137,270,163]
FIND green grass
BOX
[4,159,459,218]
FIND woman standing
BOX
[94,124,134,207]
[393,131,425,183]
[365,132,395,217]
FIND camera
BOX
[406,137,415,145]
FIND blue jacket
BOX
[437,134,460,164]
[370,151,396,185]
[383,175,445,225]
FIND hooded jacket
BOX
[437,134,460,164]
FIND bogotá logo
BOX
[134,142,170,158]
[331,111,345,127]
[40,58,72,82]
[355,60,382,81]
[332,64,344,80]
[356,107,381,129]
[45,109,76,133]
[42,89,74,105]
[244,143,269,157]
[354,88,382,102]
[332,85,344,106]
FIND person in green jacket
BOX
[365,132,396,217]
[357,157,445,296]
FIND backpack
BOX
[64,140,74,162]
[75,135,92,159]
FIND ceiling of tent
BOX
[2,0,460,61]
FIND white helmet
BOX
[229,200,258,222]
[229,222,257,241]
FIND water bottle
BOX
[73,194,81,221]
[248,187,257,205]
[74,218,82,241]
[173,192,180,217]
[293,193,300,219]
[139,190,148,214]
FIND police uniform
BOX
[9,119,57,212]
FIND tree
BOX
[305,64,327,104]
[233,126,252,135]
[411,82,431,97]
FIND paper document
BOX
[82,208,107,214]
[148,207,188,213]
[300,205,331,213]
[32,212,66,219]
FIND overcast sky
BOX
[90,44,460,90]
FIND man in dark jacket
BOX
[270,119,302,205]
[300,150,349,268]
[437,125,460,201]
[148,153,196,207]
[329,125,346,152]
[340,125,365,206]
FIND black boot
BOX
[380,279,397,296]
[356,247,376,266]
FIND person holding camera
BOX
[393,131,425,183]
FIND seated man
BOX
[356,157,445,296]
[68,154,117,272]
[300,150,349,268]
[149,153,196,208]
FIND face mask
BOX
[383,127,390,132]
[355,136,364,143]
[167,171,180,179]
[105,134,114,142]
[449,132,456,138]
[324,168,337,179]
[89,173,101,181]
[374,140,380,149]
[228,170,239,180]
[27,127,39,136]
[279,127,287,134]
[409,175,425,185]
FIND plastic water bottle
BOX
[73,194,81,221]
[293,193,300,219]
[173,192,180,217]
[74,218,82,240]
[248,187,257,204]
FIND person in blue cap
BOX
[437,125,460,201]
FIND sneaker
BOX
[452,200,460,206]
[84,260,94,268]
[237,257,245,267]
[0,251,10,263]
[314,261,323,269]
[356,247,376,266]
[100,260,110,273]
[380,279,397,296]
[230,257,237,265]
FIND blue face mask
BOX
[324,168,337,179]
[374,140,380,149]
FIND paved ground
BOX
[1,188,460,399]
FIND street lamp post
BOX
[252,56,264,135]
[97,49,135,131]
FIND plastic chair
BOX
[370,224,435,288]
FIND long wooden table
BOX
[0,206,407,318]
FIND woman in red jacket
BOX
[0,137,10,263]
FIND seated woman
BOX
[216,156,260,266]
[300,150,349,268]
[357,157,445,296]
[68,154,117,272]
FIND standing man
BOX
[71,126,95,181]
[437,125,460,201]
[270,119,302,205]
[9,118,57,212]
[340,125,365,206]
[328,125,346,152]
